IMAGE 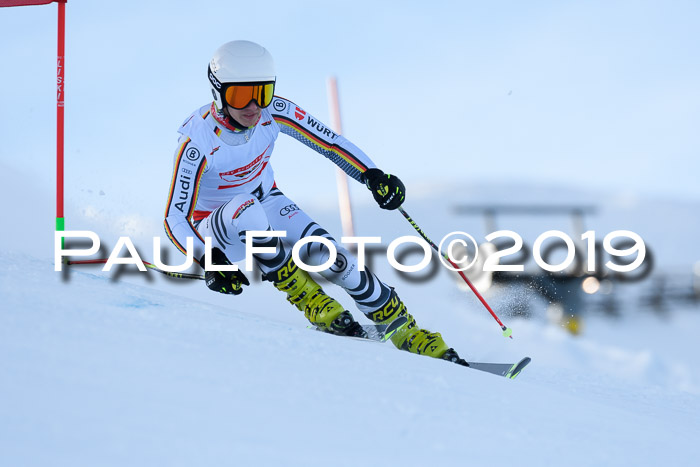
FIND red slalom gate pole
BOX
[56,0,66,240]
[397,206,513,339]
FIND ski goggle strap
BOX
[223,81,275,109]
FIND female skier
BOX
[164,40,463,361]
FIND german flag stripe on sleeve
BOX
[163,137,206,256]
[163,217,203,256]
[165,137,192,217]
[164,139,208,219]
[188,159,206,219]
[274,115,368,180]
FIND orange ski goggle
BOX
[222,81,275,109]
[209,66,275,109]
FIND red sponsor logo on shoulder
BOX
[294,107,306,121]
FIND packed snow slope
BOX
[1,162,699,467]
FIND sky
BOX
[1,0,699,219]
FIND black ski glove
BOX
[200,247,250,295]
[362,168,405,210]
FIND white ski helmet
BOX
[208,40,276,110]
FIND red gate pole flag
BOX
[1,0,67,238]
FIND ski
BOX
[311,318,531,379]
[309,316,408,343]
[454,357,531,379]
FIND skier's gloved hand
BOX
[362,168,405,210]
[200,247,250,295]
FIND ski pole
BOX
[65,258,205,280]
[397,206,513,339]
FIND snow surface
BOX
[1,163,700,467]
